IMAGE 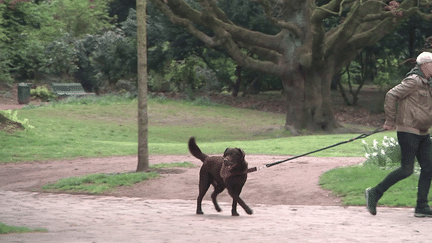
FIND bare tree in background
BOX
[149,0,432,134]
[137,0,149,172]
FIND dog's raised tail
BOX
[188,137,208,162]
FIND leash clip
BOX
[257,165,267,171]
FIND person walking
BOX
[365,52,432,217]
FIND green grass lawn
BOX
[0,95,390,163]
[320,164,422,207]
[41,162,195,194]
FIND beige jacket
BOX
[384,74,432,135]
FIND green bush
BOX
[148,72,171,92]
[0,51,12,83]
[92,30,137,83]
[15,39,48,80]
[166,56,207,99]
[30,86,57,102]
[373,57,401,89]
[45,33,78,76]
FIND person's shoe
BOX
[365,187,380,215]
[414,207,432,217]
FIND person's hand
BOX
[383,124,395,130]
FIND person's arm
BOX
[383,77,418,130]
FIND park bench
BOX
[51,83,95,99]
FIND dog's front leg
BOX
[231,199,239,216]
[226,178,253,216]
[227,190,252,216]
[228,192,253,216]
[196,196,204,214]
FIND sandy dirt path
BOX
[0,155,429,242]
[0,191,429,243]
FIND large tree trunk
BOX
[283,65,339,135]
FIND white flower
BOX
[362,140,368,145]
[373,140,378,149]
[365,153,370,159]
[381,149,385,155]
[372,152,378,157]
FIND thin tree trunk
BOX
[232,66,241,97]
[283,70,305,135]
[136,0,149,172]
[337,66,352,106]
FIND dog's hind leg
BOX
[211,184,224,212]
[197,172,212,215]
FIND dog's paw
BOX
[245,208,253,215]
[215,206,222,212]
[231,211,240,216]
[196,210,204,215]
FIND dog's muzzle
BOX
[223,156,235,165]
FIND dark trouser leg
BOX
[375,132,417,195]
[415,135,432,209]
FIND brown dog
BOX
[188,137,253,216]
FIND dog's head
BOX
[223,148,245,166]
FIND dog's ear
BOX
[236,148,245,160]
[223,148,229,156]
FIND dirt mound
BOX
[0,112,25,133]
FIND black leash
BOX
[247,128,385,173]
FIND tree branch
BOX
[416,9,432,21]
[224,38,285,76]
[196,0,283,75]
[313,0,345,19]
[360,0,418,23]
[323,1,362,57]
[161,0,285,53]
[361,11,401,22]
[150,0,286,76]
[347,4,423,49]
[204,0,233,24]
[238,42,282,64]
[149,0,223,47]
[255,0,303,38]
